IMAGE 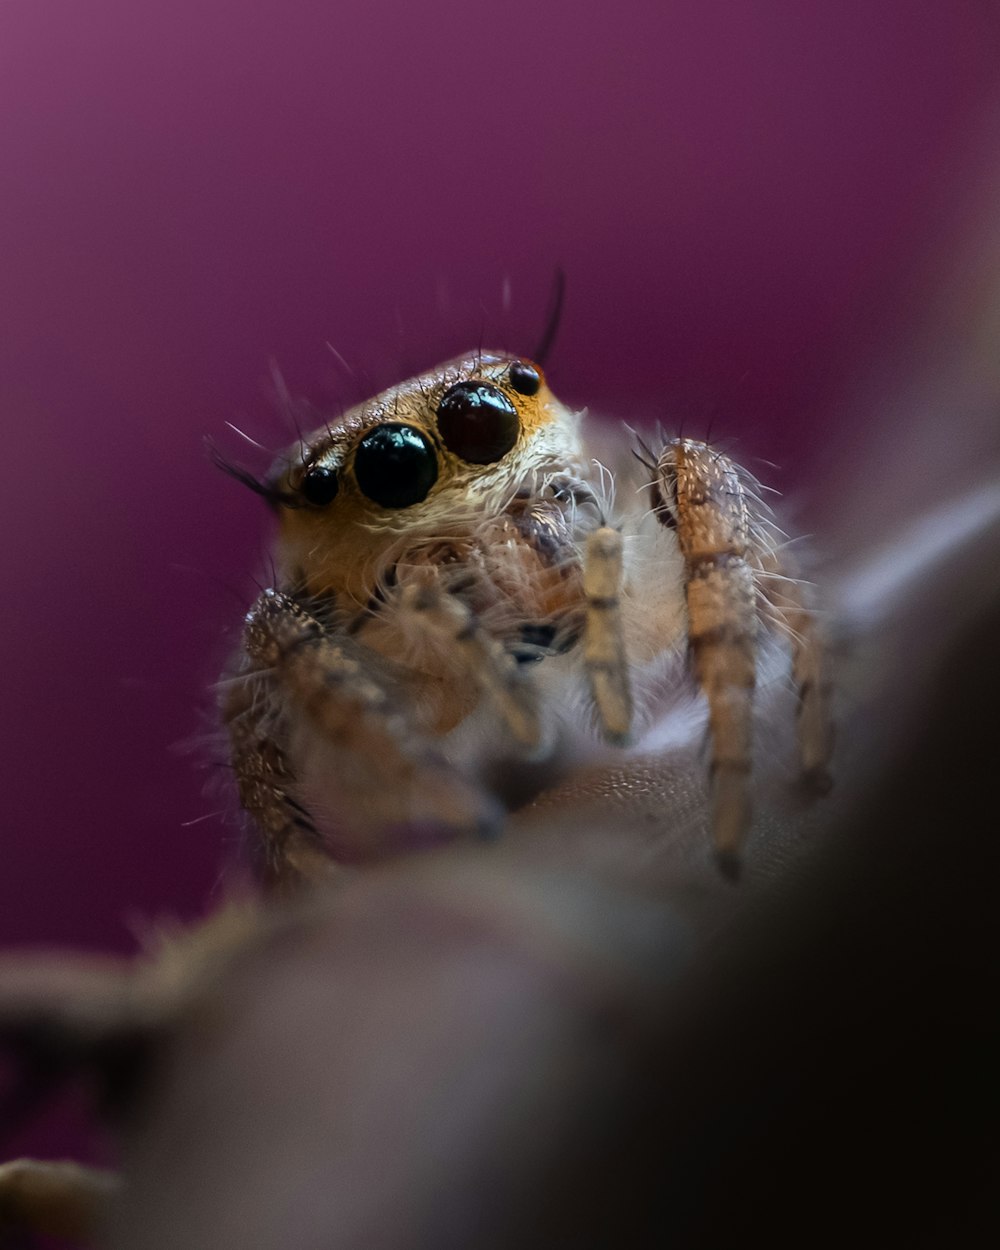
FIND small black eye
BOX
[436,382,519,464]
[354,423,438,509]
[508,360,541,396]
[301,465,339,506]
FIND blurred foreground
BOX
[3,406,998,1248]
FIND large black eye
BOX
[300,464,339,506]
[354,423,438,509]
[436,381,519,464]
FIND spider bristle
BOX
[207,440,294,510]
[533,267,566,366]
[628,427,661,476]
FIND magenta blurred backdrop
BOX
[2,0,1000,958]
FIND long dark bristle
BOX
[533,268,566,367]
[206,439,296,510]
[631,440,658,476]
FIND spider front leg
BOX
[224,667,337,891]
[225,589,499,885]
[396,578,543,751]
[655,440,759,877]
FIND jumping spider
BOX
[220,348,832,887]
[0,333,833,1244]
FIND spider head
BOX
[262,353,583,606]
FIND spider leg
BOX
[223,669,338,892]
[0,1159,118,1244]
[582,526,633,745]
[655,440,758,876]
[396,580,543,751]
[228,589,497,882]
[756,550,834,793]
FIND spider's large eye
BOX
[354,423,438,509]
[300,464,339,507]
[436,381,519,464]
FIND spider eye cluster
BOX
[296,361,541,511]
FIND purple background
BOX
[2,0,1000,956]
